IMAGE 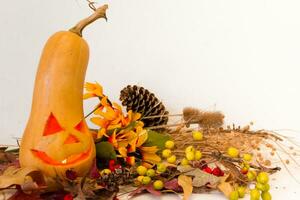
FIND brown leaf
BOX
[145,184,161,196]
[220,160,246,182]
[177,166,220,188]
[8,189,42,200]
[217,173,234,197]
[178,175,192,200]
[184,168,220,187]
[164,179,182,192]
[217,181,234,197]
[0,166,44,189]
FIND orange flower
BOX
[83,82,104,99]
[122,129,161,168]
[84,82,160,167]
[91,96,142,139]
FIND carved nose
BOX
[64,134,80,144]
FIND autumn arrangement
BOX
[0,3,299,200]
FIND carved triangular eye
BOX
[74,120,86,133]
[43,113,64,136]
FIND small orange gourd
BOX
[19,5,108,178]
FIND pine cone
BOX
[119,85,169,127]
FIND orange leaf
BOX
[178,175,193,200]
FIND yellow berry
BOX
[137,175,144,182]
[237,186,246,198]
[146,169,156,177]
[186,151,195,161]
[256,183,270,192]
[257,172,269,184]
[192,131,203,141]
[181,158,190,166]
[167,155,177,164]
[229,190,239,200]
[185,145,195,154]
[100,169,111,176]
[241,162,250,169]
[157,163,167,173]
[162,149,172,158]
[261,191,272,200]
[264,183,270,192]
[141,176,151,185]
[194,150,202,160]
[153,180,164,190]
[137,165,147,176]
[165,140,175,149]
[243,153,252,162]
[247,170,257,181]
[227,147,239,158]
[250,189,261,200]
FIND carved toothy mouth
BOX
[31,148,92,166]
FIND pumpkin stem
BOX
[69,4,108,37]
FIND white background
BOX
[1,0,300,199]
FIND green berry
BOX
[194,150,202,160]
[181,158,190,166]
[186,151,195,161]
[141,176,151,185]
[192,131,203,140]
[237,186,246,198]
[261,191,272,200]
[185,145,195,154]
[257,172,269,184]
[229,190,239,200]
[247,170,257,181]
[250,189,261,200]
[137,165,147,176]
[153,180,164,190]
[157,163,167,173]
[227,147,239,158]
[167,155,177,164]
[162,149,172,158]
[243,153,252,162]
[165,140,175,149]
[146,169,155,177]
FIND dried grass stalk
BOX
[183,107,224,128]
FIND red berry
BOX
[199,160,208,169]
[219,170,224,176]
[203,167,212,174]
[109,160,115,167]
[64,194,73,200]
[109,160,116,171]
[240,168,248,175]
[114,164,122,170]
[212,167,224,176]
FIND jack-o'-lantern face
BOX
[31,113,92,165]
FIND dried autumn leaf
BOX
[178,175,192,200]
[0,166,44,189]
[164,179,182,192]
[217,181,234,197]
[177,166,220,188]
[217,174,234,197]
[184,168,220,187]
[8,189,42,200]
[220,160,246,182]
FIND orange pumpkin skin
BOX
[19,31,95,178]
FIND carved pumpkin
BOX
[19,5,108,178]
